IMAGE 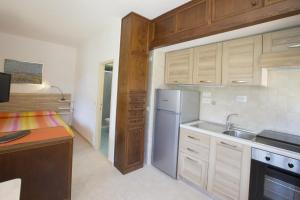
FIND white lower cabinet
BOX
[178,128,251,200]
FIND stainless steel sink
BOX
[222,130,256,140]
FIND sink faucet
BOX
[226,113,239,131]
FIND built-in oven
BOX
[249,148,300,200]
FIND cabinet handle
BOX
[186,156,198,163]
[199,80,213,83]
[288,44,300,48]
[188,136,200,141]
[251,0,257,6]
[187,148,199,154]
[220,141,237,149]
[232,80,248,84]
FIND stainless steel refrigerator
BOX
[152,89,200,178]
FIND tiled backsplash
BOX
[176,69,300,135]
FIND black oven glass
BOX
[250,160,300,200]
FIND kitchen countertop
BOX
[181,121,300,160]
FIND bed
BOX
[0,111,73,200]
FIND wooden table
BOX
[0,127,73,200]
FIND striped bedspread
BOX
[0,111,73,136]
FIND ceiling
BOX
[0,0,189,47]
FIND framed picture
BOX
[4,59,43,84]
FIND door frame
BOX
[95,60,114,157]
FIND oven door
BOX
[249,159,300,200]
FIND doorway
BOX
[97,61,113,158]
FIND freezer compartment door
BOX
[152,109,180,178]
[156,89,181,113]
[180,90,200,123]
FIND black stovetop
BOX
[255,130,300,153]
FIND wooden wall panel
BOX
[0,93,71,113]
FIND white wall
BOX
[193,69,300,135]
[0,32,77,95]
[72,22,121,162]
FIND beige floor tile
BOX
[72,134,213,200]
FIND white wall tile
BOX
[195,69,300,135]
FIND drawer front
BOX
[180,128,210,148]
[180,141,210,162]
[215,138,243,152]
[178,152,209,190]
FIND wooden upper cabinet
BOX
[222,35,262,85]
[193,43,222,85]
[207,137,251,200]
[152,0,209,42]
[165,48,193,84]
[176,0,210,32]
[263,26,300,53]
[212,0,263,22]
[154,15,176,41]
[150,0,300,48]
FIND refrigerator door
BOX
[180,90,200,123]
[156,89,181,113]
[152,109,180,178]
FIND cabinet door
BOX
[263,26,300,53]
[207,137,251,200]
[211,0,263,22]
[165,48,193,84]
[176,0,210,32]
[178,153,209,190]
[222,35,262,85]
[264,0,286,6]
[193,43,222,85]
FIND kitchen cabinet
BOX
[263,26,300,53]
[193,43,222,85]
[165,48,193,84]
[178,153,209,189]
[222,35,262,85]
[207,137,251,200]
[178,128,210,190]
[264,0,286,6]
[151,0,209,42]
[150,0,300,49]
[176,0,210,32]
[260,26,300,67]
[178,128,251,199]
[211,0,263,22]
[114,13,150,174]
